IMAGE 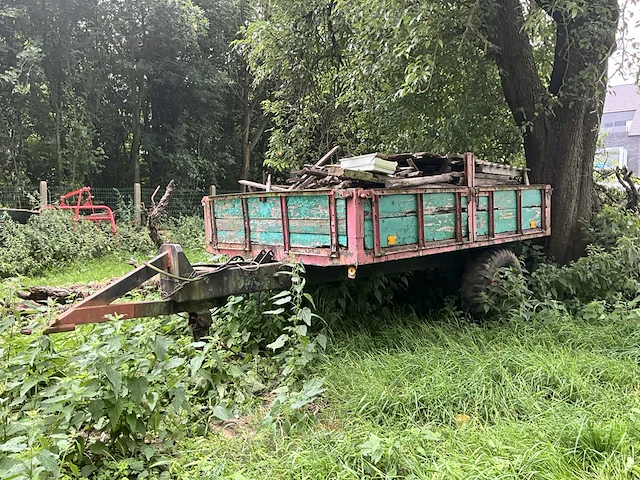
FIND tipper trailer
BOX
[44,153,551,335]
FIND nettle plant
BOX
[0,265,327,478]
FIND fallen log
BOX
[17,286,89,303]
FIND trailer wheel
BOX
[460,248,521,315]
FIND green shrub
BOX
[0,212,208,278]
[162,216,205,251]
[0,265,326,477]
[0,210,116,277]
[586,205,640,249]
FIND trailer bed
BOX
[204,182,551,268]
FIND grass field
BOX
[170,308,640,479]
[17,257,640,479]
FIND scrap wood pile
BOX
[239,146,529,192]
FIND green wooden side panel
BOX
[424,193,454,211]
[477,196,489,211]
[381,217,419,247]
[287,195,328,219]
[476,211,489,236]
[522,207,542,230]
[215,195,347,248]
[494,191,517,210]
[522,189,542,208]
[214,198,244,244]
[364,192,471,249]
[378,194,417,217]
[495,209,517,233]
[424,213,454,242]
[247,197,280,219]
[214,197,243,218]
[217,229,244,244]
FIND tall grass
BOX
[173,306,640,479]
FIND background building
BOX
[599,84,640,172]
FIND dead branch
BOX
[147,180,175,248]
[615,167,639,212]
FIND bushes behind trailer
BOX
[0,210,157,278]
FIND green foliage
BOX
[313,273,409,319]
[586,205,640,249]
[242,0,524,170]
[0,211,209,278]
[0,0,249,190]
[0,265,326,478]
[478,208,640,318]
[0,210,114,277]
[162,217,206,252]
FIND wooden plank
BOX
[424,212,457,242]
[522,189,542,207]
[377,194,418,218]
[385,172,463,188]
[476,211,489,237]
[214,198,243,218]
[290,146,340,190]
[286,195,331,219]
[238,180,287,191]
[326,166,388,184]
[423,192,458,211]
[494,190,517,210]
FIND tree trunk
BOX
[55,102,63,184]
[240,77,252,191]
[131,77,148,185]
[526,100,605,263]
[489,0,618,263]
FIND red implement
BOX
[45,187,117,234]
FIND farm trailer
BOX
[44,153,551,335]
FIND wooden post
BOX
[209,185,217,196]
[134,182,142,225]
[39,181,47,207]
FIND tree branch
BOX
[249,114,270,153]
[493,0,546,126]
[549,22,569,95]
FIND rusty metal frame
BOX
[46,249,172,333]
[371,192,382,256]
[280,195,291,252]
[241,197,251,251]
[516,189,523,234]
[327,192,339,257]
[488,191,495,238]
[204,196,218,248]
[455,191,463,243]
[416,193,425,248]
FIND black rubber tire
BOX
[460,248,521,315]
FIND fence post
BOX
[39,181,48,207]
[134,182,142,225]
[209,185,217,197]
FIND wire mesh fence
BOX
[0,184,238,219]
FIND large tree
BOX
[484,0,619,263]
[245,0,622,263]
